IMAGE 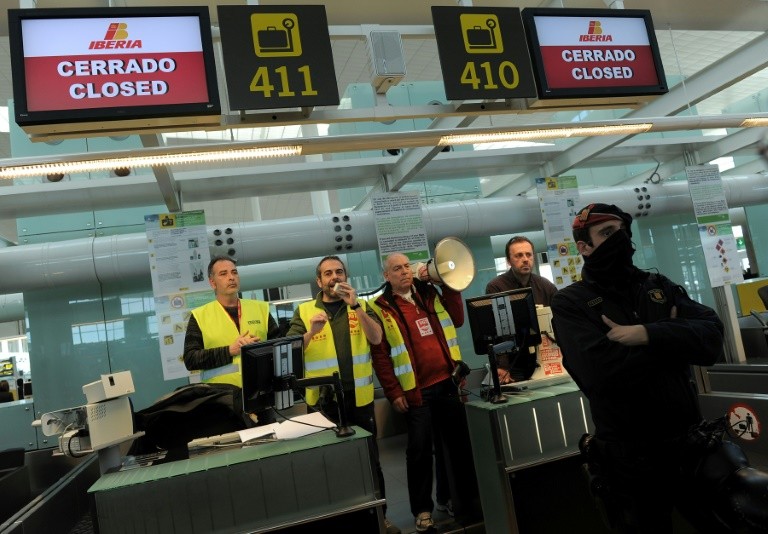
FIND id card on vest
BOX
[416,316,433,336]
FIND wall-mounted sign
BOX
[8,7,220,129]
[217,5,339,110]
[536,176,582,288]
[521,8,667,99]
[372,192,429,265]
[686,164,743,288]
[145,210,213,381]
[431,6,537,101]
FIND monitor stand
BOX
[291,372,356,437]
[485,340,516,404]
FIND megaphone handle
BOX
[417,260,432,282]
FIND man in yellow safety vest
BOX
[286,255,400,534]
[183,255,279,423]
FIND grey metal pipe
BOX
[0,176,764,294]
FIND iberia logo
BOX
[89,22,143,50]
[579,20,613,42]
[104,22,128,40]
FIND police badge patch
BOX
[648,288,666,304]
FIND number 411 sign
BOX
[217,5,339,110]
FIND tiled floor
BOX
[378,433,484,534]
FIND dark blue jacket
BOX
[551,268,724,443]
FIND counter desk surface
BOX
[89,426,385,534]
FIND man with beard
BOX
[550,203,724,533]
[486,235,557,303]
[286,256,400,534]
[486,235,558,383]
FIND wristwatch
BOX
[350,302,361,310]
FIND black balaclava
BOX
[581,227,636,285]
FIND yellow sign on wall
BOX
[735,279,768,316]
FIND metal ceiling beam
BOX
[385,115,481,192]
[140,134,180,212]
[615,129,767,186]
[692,128,767,165]
[487,31,768,197]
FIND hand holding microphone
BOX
[333,282,358,305]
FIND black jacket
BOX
[551,268,724,443]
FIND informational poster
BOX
[535,307,567,378]
[685,165,743,288]
[145,210,213,380]
[372,192,429,264]
[536,176,582,288]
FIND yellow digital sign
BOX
[432,6,537,101]
[217,5,339,110]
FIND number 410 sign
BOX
[432,6,537,101]
[217,5,339,110]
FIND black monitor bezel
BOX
[465,287,542,356]
[240,335,303,415]
[521,7,668,99]
[8,6,221,127]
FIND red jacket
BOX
[372,281,464,406]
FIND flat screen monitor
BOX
[521,7,667,100]
[465,287,542,356]
[240,335,303,415]
[8,7,221,131]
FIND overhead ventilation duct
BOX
[0,176,766,294]
[0,293,24,323]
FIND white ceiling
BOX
[0,0,767,242]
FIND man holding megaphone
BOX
[370,252,480,532]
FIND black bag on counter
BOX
[128,383,248,456]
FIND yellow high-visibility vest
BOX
[369,292,461,392]
[298,300,373,407]
[192,299,270,386]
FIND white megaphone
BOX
[415,237,476,291]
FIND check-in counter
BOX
[88,427,385,534]
[699,364,768,468]
[0,400,38,451]
[465,381,595,534]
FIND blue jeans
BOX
[404,378,479,518]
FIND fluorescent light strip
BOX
[438,123,653,145]
[741,118,768,127]
[0,145,302,179]
[4,114,766,180]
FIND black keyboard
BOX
[500,375,571,392]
